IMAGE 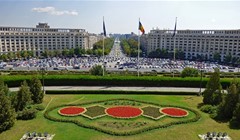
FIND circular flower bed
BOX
[106,106,143,118]
[160,107,188,117]
[58,106,86,116]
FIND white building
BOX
[88,33,101,50]
[0,23,91,56]
[147,29,240,61]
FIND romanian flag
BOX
[139,21,145,35]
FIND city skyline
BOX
[0,0,240,34]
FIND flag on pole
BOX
[172,17,177,38]
[138,21,145,35]
[103,20,106,37]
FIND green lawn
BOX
[1,94,239,140]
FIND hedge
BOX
[0,74,235,88]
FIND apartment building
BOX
[147,29,240,61]
[0,23,97,56]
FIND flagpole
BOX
[138,18,140,77]
[173,17,177,62]
[173,17,177,77]
[103,16,105,76]
[173,35,175,77]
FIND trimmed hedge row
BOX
[0,74,234,88]
[44,98,201,136]
[45,90,198,95]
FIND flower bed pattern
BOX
[160,107,188,117]
[45,98,201,136]
[58,106,86,116]
[82,105,106,119]
[141,106,165,120]
[106,106,143,118]
[98,121,148,130]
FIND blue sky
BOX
[0,0,240,34]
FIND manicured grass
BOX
[1,94,239,140]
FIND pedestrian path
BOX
[9,86,203,93]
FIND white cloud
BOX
[32,7,78,16]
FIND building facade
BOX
[0,23,92,56]
[87,33,101,50]
[147,29,240,61]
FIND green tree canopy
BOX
[93,38,114,57]
[181,67,199,78]
[203,69,223,105]
[29,77,44,104]
[89,65,105,76]
[0,79,9,96]
[0,90,16,132]
[230,103,240,128]
[217,80,239,120]
[15,81,32,111]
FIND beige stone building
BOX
[0,23,98,56]
[147,29,240,61]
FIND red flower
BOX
[59,106,86,116]
[106,106,142,118]
[160,107,188,117]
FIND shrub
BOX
[89,65,105,76]
[17,109,37,120]
[181,67,199,78]
[200,105,217,114]
[34,104,45,111]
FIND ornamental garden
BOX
[45,98,200,136]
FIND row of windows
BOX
[1,36,84,39]
[151,38,240,42]
[153,34,240,38]
[0,32,85,36]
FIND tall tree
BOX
[15,81,32,111]
[230,103,240,128]
[62,48,69,57]
[0,90,16,132]
[0,79,9,96]
[224,54,232,64]
[217,80,239,120]
[203,69,223,105]
[213,52,221,63]
[29,77,44,104]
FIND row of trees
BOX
[0,51,34,61]
[0,77,44,132]
[213,52,240,65]
[0,38,114,61]
[147,49,240,66]
[148,48,185,60]
[201,69,240,128]
[42,38,114,58]
[92,38,114,57]
[120,38,139,57]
